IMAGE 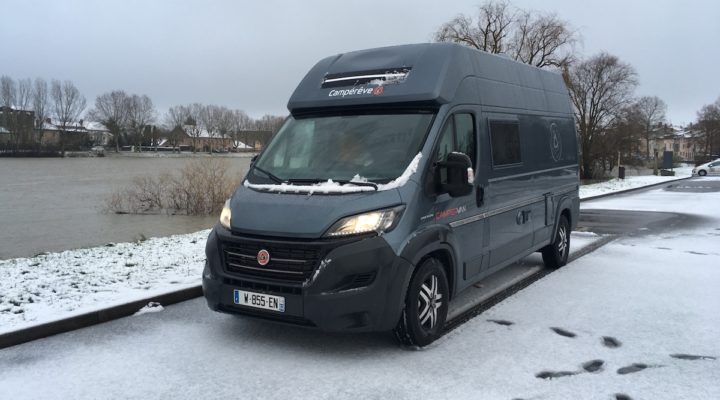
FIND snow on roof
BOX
[85,121,109,132]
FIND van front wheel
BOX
[542,215,570,269]
[394,257,449,347]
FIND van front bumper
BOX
[202,225,413,332]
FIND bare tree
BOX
[511,11,577,68]
[87,90,130,152]
[50,79,87,154]
[435,0,577,68]
[184,103,204,153]
[32,78,50,150]
[12,79,33,149]
[198,104,220,153]
[564,53,638,178]
[126,94,155,150]
[635,96,667,159]
[1,76,17,149]
[164,105,190,151]
[229,109,252,150]
[0,76,16,108]
[436,1,514,53]
[696,98,720,158]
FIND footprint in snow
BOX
[615,394,633,400]
[670,353,717,361]
[616,363,661,375]
[582,359,604,373]
[550,327,577,338]
[602,336,622,348]
[487,319,514,326]
[535,370,578,380]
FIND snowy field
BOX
[1,178,718,399]
[0,172,696,335]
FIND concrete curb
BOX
[580,176,692,202]
[0,175,695,349]
[0,286,202,349]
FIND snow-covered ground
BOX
[0,171,695,335]
[0,231,208,335]
[579,166,693,199]
[1,178,718,400]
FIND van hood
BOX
[229,185,403,238]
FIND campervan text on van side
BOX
[202,43,580,346]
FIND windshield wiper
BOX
[287,178,379,191]
[252,165,285,184]
[336,180,378,190]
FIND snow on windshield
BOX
[244,153,422,194]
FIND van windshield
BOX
[249,112,434,184]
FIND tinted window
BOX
[490,121,521,166]
[455,114,476,169]
[435,118,455,164]
[434,113,476,168]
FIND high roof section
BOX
[287,43,572,116]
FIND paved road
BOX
[578,177,718,235]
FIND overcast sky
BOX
[2,0,719,125]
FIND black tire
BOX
[542,215,570,269]
[698,170,707,176]
[394,257,449,347]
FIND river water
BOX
[0,154,251,259]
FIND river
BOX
[0,154,251,259]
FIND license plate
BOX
[233,290,285,312]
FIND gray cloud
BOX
[2,0,717,125]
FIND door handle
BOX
[476,186,485,207]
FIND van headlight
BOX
[220,200,232,229]
[324,206,404,237]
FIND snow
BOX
[580,166,693,199]
[244,152,422,194]
[132,301,164,316]
[0,230,208,335]
[1,177,719,399]
[1,185,719,399]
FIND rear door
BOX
[484,115,534,267]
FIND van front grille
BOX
[222,242,320,283]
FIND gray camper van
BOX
[203,43,579,346]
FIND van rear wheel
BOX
[542,215,570,269]
[394,257,449,347]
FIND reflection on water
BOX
[0,155,251,259]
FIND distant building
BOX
[170,125,270,152]
[644,124,704,162]
[0,106,35,147]
[38,119,112,148]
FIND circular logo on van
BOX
[257,249,270,266]
[372,86,384,96]
[549,123,563,162]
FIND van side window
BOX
[455,114,476,169]
[490,121,521,166]
[434,113,476,168]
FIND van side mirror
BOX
[437,152,473,197]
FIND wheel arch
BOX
[399,226,460,300]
